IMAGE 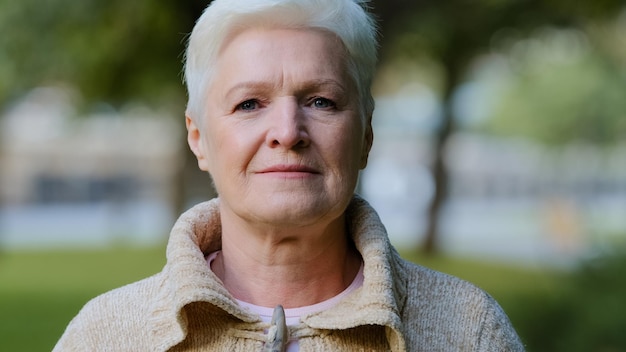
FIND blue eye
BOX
[312,97,336,109]
[237,99,259,111]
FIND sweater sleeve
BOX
[51,279,157,352]
[52,302,98,352]
[476,295,525,352]
[399,260,526,351]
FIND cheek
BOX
[329,124,366,169]
[347,120,366,153]
[207,124,258,173]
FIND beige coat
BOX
[53,196,525,351]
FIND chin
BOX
[255,199,340,226]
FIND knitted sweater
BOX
[53,196,525,351]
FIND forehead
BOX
[211,27,352,89]
[220,26,347,59]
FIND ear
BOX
[359,119,373,169]
[186,115,210,172]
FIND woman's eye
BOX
[236,99,259,111]
[312,97,336,109]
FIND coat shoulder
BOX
[397,259,525,351]
[53,273,164,351]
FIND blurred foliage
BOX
[513,248,626,351]
[374,0,626,85]
[481,25,626,145]
[0,0,205,110]
[374,1,626,145]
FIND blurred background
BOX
[1,0,625,350]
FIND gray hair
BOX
[184,0,378,123]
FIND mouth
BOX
[256,164,321,176]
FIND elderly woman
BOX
[54,0,524,351]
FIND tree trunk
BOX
[422,61,460,255]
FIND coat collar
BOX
[302,196,408,351]
[148,196,407,351]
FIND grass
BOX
[0,246,563,351]
[400,250,567,309]
[0,246,166,351]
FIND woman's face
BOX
[187,27,372,228]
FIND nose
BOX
[266,98,310,149]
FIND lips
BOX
[256,164,320,174]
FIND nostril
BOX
[271,139,303,147]
[295,139,308,148]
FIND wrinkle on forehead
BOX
[209,27,356,106]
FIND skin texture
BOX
[186,27,373,308]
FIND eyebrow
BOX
[223,79,348,101]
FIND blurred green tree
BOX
[483,24,626,145]
[371,0,625,253]
[0,0,205,109]
[512,249,626,351]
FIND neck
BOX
[212,209,362,308]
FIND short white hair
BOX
[184,0,378,123]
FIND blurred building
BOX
[0,87,183,248]
[362,82,626,267]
